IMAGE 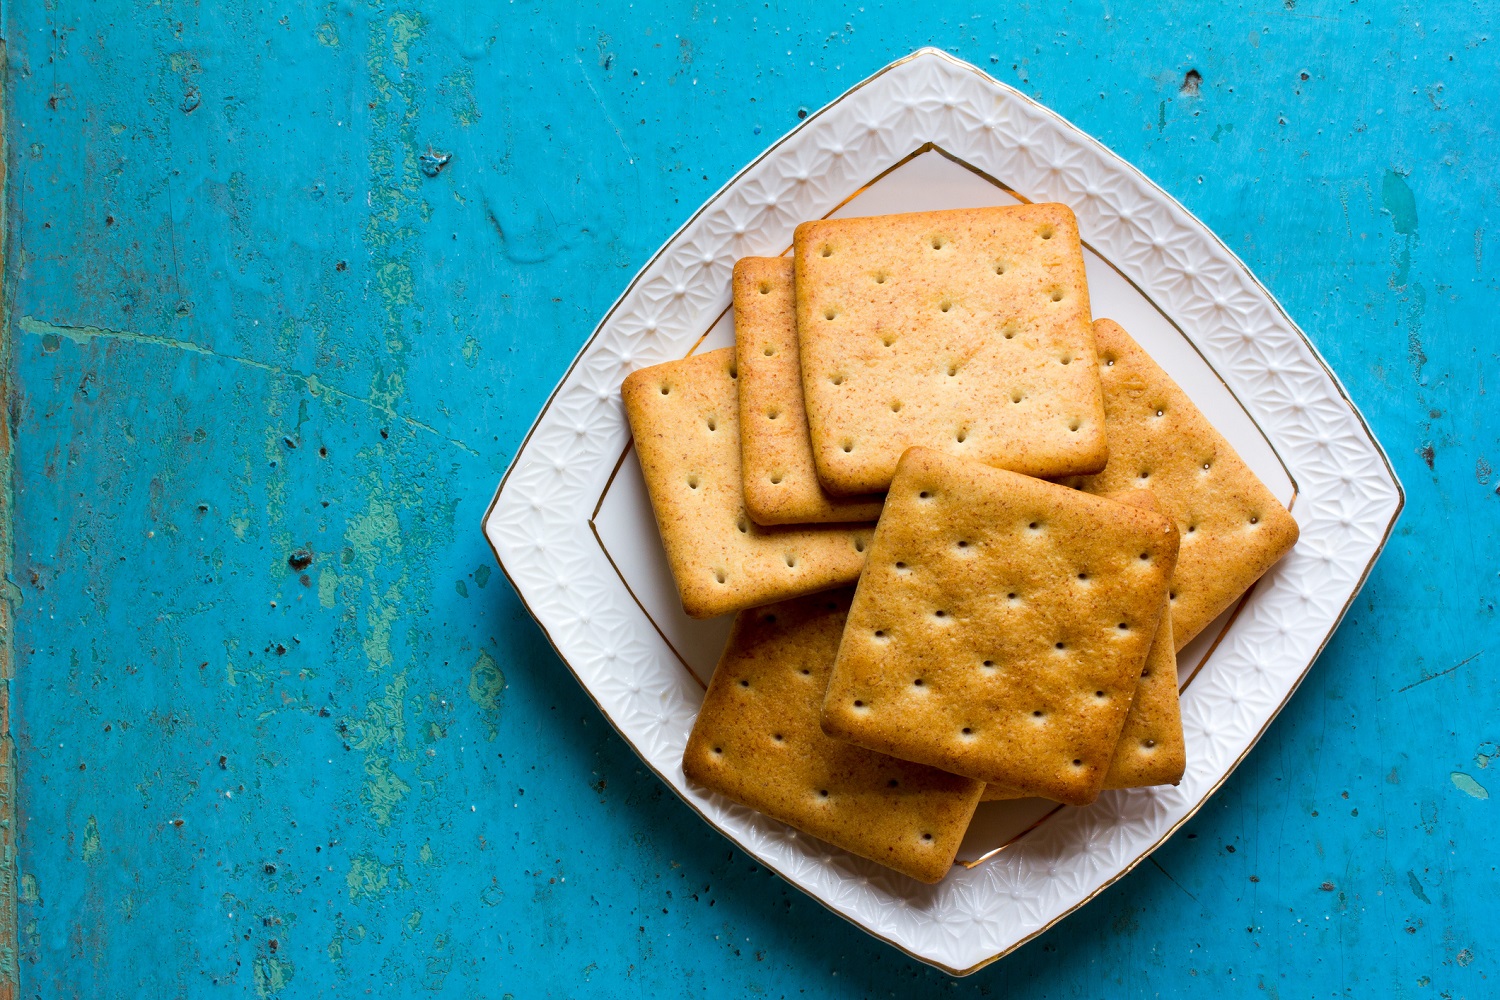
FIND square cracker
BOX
[1101,598,1185,789]
[980,491,1187,802]
[793,204,1108,494]
[820,448,1179,807]
[981,596,1183,801]
[683,590,983,883]
[733,257,885,525]
[1069,319,1300,649]
[622,348,872,619]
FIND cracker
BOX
[979,597,1183,801]
[1071,319,1300,649]
[1102,599,1184,789]
[978,782,1023,802]
[733,257,885,525]
[621,348,872,619]
[820,448,1179,807]
[793,204,1108,494]
[1094,489,1186,791]
[683,590,982,883]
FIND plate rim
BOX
[480,47,1405,976]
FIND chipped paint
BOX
[1450,772,1489,800]
[346,854,408,902]
[1381,170,1419,288]
[468,651,506,740]
[317,569,339,608]
[344,477,405,675]
[252,955,295,998]
[80,816,102,864]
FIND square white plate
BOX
[483,49,1402,975]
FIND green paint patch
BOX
[346,487,404,673]
[1451,772,1489,800]
[461,335,481,368]
[365,367,409,415]
[1474,741,1498,769]
[455,579,469,598]
[328,920,368,962]
[252,955,295,998]
[474,564,491,588]
[425,934,454,990]
[81,816,102,863]
[346,853,409,901]
[446,67,481,127]
[348,674,408,749]
[317,569,339,608]
[1407,870,1431,904]
[345,673,413,826]
[388,11,427,69]
[1381,170,1418,235]
[469,651,507,740]
[19,874,40,905]
[376,260,416,312]
[1382,170,1418,287]
[316,22,340,47]
[363,757,413,827]
[276,316,298,355]
[167,53,201,76]
[1209,122,1234,143]
[20,315,212,355]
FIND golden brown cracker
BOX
[978,783,1023,802]
[1102,600,1184,789]
[820,448,1179,806]
[981,599,1183,801]
[981,490,1185,801]
[794,204,1108,494]
[622,348,871,618]
[733,257,885,525]
[682,590,982,883]
[1074,319,1299,649]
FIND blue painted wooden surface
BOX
[4,2,1496,996]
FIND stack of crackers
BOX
[621,204,1299,884]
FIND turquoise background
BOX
[5,1,1497,996]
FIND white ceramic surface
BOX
[482,49,1402,975]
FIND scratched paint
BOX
[4,2,1497,997]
